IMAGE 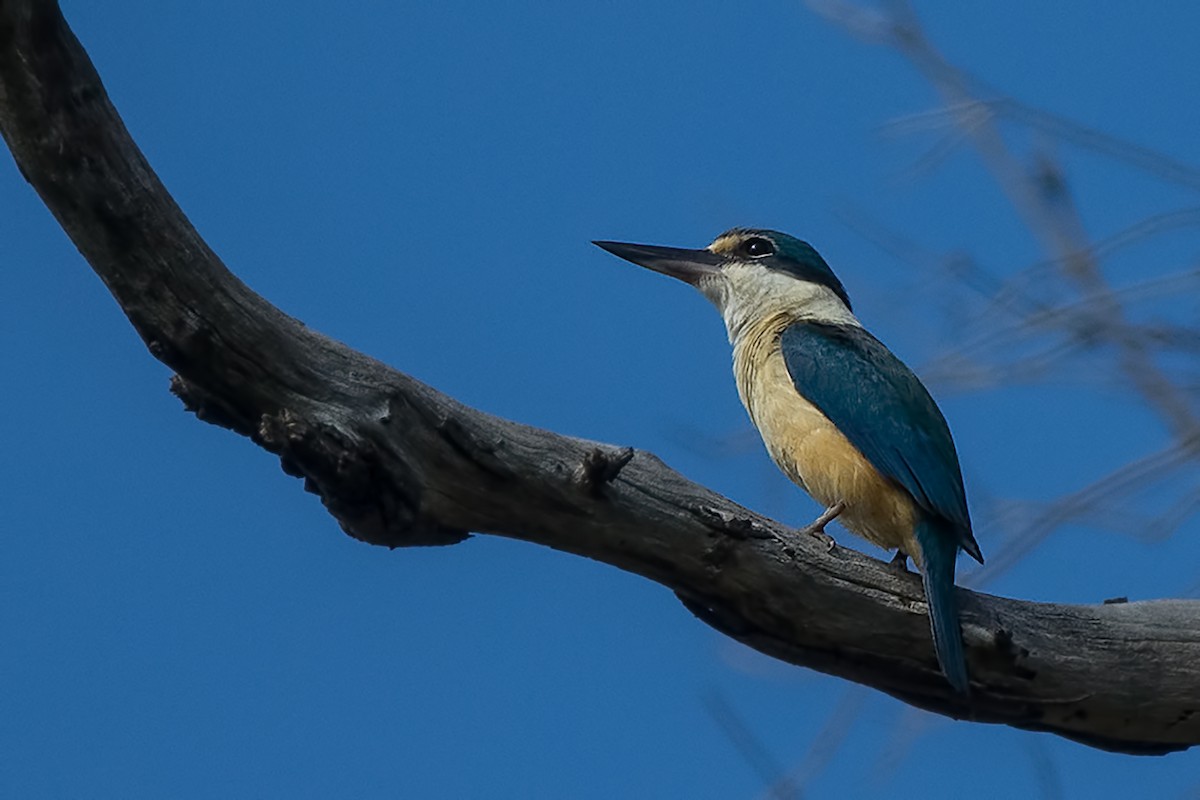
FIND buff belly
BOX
[734,334,921,560]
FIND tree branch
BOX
[2,0,1198,755]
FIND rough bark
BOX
[1,0,1197,756]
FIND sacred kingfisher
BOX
[595,228,983,692]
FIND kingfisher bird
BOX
[595,228,983,692]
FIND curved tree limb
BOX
[1,0,1197,756]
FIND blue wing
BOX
[780,322,982,562]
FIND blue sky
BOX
[3,1,1199,797]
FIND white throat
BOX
[697,262,860,344]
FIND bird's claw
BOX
[889,550,910,573]
[797,501,846,552]
[809,529,837,552]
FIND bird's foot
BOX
[888,550,910,573]
[797,501,846,553]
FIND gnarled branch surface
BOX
[1,0,1197,756]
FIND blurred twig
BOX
[702,690,802,800]
[1025,740,1066,800]
[759,688,868,800]
[808,0,1200,565]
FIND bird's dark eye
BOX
[743,237,774,258]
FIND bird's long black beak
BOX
[593,240,723,285]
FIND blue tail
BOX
[915,520,969,693]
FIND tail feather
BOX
[915,520,969,693]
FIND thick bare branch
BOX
[2,0,1199,755]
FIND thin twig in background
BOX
[1024,740,1066,800]
[759,688,869,800]
[702,690,802,800]
[805,0,1200,582]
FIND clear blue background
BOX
[3,2,1198,797]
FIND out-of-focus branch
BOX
[809,0,1200,564]
[882,100,1200,192]
[899,3,1191,441]
[703,691,801,800]
[967,443,1196,586]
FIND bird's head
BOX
[595,228,855,340]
